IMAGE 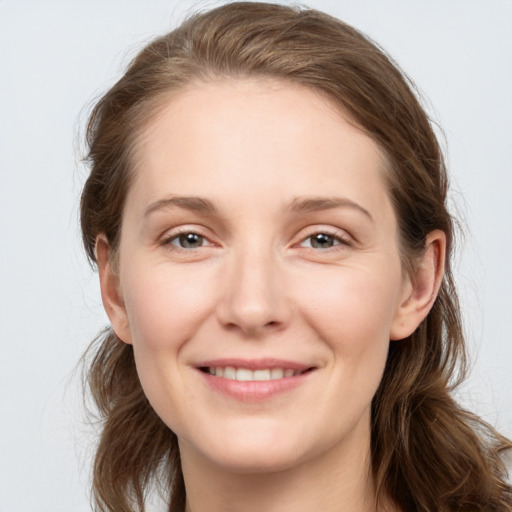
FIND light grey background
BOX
[1,1,511,510]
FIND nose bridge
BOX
[218,239,289,335]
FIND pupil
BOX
[180,233,202,248]
[312,233,333,248]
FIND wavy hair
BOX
[80,3,512,511]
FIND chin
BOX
[179,421,311,475]
[208,445,305,475]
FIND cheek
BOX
[122,263,216,350]
[119,263,217,428]
[293,263,401,384]
[300,265,400,335]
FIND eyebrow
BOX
[143,194,373,221]
[144,196,217,217]
[288,196,373,220]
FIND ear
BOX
[96,235,133,344]
[390,230,446,341]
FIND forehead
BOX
[127,78,392,220]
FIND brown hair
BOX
[80,3,512,511]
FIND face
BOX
[104,78,420,475]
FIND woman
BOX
[80,2,512,511]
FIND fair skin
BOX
[97,78,445,512]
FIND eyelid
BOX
[159,225,217,249]
[293,225,353,250]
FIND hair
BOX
[80,2,512,511]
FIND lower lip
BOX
[198,370,313,401]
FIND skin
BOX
[97,78,445,512]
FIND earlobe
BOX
[96,235,133,345]
[390,230,446,341]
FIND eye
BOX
[299,232,347,250]
[164,232,210,249]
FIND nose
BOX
[216,248,291,337]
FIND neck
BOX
[181,420,383,512]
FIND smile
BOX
[201,367,309,381]
[196,360,316,401]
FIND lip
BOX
[196,358,312,371]
[195,358,316,402]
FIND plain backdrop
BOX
[1,1,511,510]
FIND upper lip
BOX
[195,358,314,371]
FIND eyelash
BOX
[298,229,351,251]
[159,227,352,252]
[160,228,213,250]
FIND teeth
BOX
[270,368,284,379]
[208,367,301,381]
[236,368,253,381]
[223,366,236,379]
[253,369,271,381]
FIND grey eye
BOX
[305,233,339,249]
[173,233,205,249]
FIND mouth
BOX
[199,366,314,381]
[195,360,316,401]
